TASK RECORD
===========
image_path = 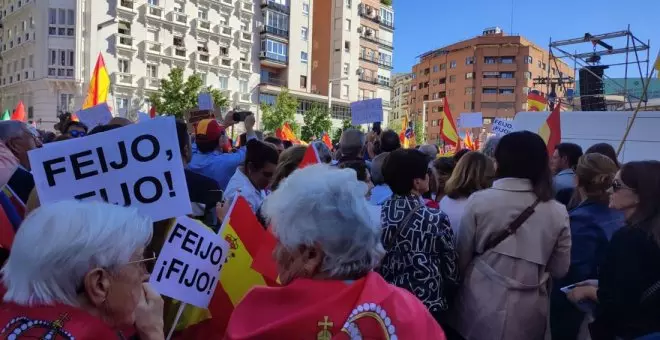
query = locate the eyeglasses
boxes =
[69,130,87,138]
[611,179,633,193]
[75,250,157,294]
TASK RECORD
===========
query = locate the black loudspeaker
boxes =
[579,66,608,111]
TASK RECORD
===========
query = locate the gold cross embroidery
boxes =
[317,316,334,340]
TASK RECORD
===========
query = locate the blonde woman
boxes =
[269,145,307,191]
[440,151,495,236]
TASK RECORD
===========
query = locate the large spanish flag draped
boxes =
[538,99,562,155]
[440,98,459,146]
[82,53,111,110]
[527,91,547,111]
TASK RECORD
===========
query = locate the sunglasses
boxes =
[611,179,633,193]
[69,130,87,138]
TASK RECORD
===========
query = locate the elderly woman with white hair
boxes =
[0,200,165,339]
[225,164,446,339]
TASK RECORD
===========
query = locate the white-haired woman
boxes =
[0,200,165,339]
[225,164,446,339]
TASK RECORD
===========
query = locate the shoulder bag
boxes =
[480,198,541,254]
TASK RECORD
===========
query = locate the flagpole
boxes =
[616,60,656,156]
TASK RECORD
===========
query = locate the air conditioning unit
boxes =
[365,29,373,36]
[357,27,363,34]
[260,51,267,57]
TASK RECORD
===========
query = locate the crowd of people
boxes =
[0,110,659,340]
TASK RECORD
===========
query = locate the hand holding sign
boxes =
[150,216,229,308]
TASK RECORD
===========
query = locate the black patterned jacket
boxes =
[377,194,459,319]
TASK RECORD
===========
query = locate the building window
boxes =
[379,8,394,27]
[500,72,515,78]
[449,75,456,83]
[439,63,446,71]
[483,87,497,94]
[146,64,158,78]
[501,56,515,64]
[198,8,208,20]
[449,60,456,68]
[59,94,74,111]
[499,87,515,94]
[218,76,228,89]
[432,65,439,73]
[265,10,289,31]
[239,80,249,93]
[302,2,309,15]
[118,59,130,73]
[301,27,308,41]
[465,87,474,95]
[524,71,532,79]
[342,85,349,99]
[464,101,475,110]
[484,56,497,64]
[524,56,533,64]
[345,19,351,31]
[343,62,349,75]
[466,56,475,65]
[344,41,350,52]
[537,60,542,68]
[300,75,307,88]
[261,39,288,62]
[301,51,308,63]
[447,89,455,96]
[28,55,33,68]
[346,0,351,8]
[465,72,474,79]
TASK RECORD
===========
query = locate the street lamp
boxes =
[422,99,444,143]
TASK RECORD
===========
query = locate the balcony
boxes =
[196,18,212,32]
[359,75,378,85]
[216,25,232,39]
[260,25,289,40]
[237,61,252,74]
[260,77,287,87]
[239,30,252,44]
[164,46,187,63]
[145,4,166,22]
[112,72,135,87]
[238,92,251,103]
[358,6,394,30]
[196,51,211,64]
[359,34,393,50]
[215,56,233,70]
[168,11,189,29]
[359,54,393,70]
[115,33,137,52]
[117,0,138,17]
[259,51,287,68]
[260,0,290,14]
[240,0,254,15]
[142,76,161,90]
[144,41,162,56]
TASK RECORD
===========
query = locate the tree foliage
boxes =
[148,67,228,119]
[388,119,402,134]
[331,119,363,144]
[301,104,332,142]
[414,118,424,145]
[260,89,299,134]
[381,0,393,5]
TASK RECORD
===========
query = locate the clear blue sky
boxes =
[392,0,660,78]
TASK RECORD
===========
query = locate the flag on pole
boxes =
[149,106,157,118]
[82,53,111,110]
[538,99,562,155]
[275,122,300,144]
[399,115,408,146]
[463,129,476,150]
[298,144,321,169]
[10,101,26,122]
[404,118,416,148]
[322,132,332,150]
[1,110,9,121]
[440,98,459,146]
[527,91,547,111]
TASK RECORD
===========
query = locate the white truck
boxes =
[512,111,660,162]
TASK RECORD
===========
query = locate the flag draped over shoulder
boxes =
[527,91,547,111]
[10,101,26,122]
[82,54,110,110]
[538,100,562,155]
[440,99,459,146]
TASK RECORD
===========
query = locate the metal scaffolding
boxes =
[543,26,651,110]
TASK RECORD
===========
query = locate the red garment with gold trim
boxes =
[225,272,446,339]
[0,303,120,339]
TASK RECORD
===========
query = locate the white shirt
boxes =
[439,196,468,237]
[224,168,266,213]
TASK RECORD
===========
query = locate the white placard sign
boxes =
[27,117,191,221]
[458,112,483,128]
[150,216,229,308]
[76,103,113,129]
[491,118,515,136]
[350,98,383,125]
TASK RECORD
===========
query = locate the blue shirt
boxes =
[188,133,256,190]
[553,168,576,193]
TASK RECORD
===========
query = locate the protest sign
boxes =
[491,118,515,136]
[150,216,229,308]
[458,112,483,128]
[198,93,214,111]
[138,111,151,123]
[27,117,191,221]
[76,103,113,129]
[350,98,383,125]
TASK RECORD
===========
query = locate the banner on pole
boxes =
[150,216,229,308]
[27,117,191,221]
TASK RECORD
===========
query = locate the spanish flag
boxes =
[440,98,459,146]
[538,99,562,155]
[82,53,111,110]
[527,91,547,111]
[322,132,333,150]
[275,122,300,144]
[399,115,408,146]
[463,129,476,150]
[178,196,279,337]
[298,145,320,169]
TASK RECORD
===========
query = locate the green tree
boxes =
[414,118,424,145]
[148,67,228,118]
[381,0,392,5]
[331,118,363,144]
[388,119,402,134]
[301,104,332,142]
[260,89,299,134]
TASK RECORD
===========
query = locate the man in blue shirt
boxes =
[551,142,583,195]
[188,112,256,191]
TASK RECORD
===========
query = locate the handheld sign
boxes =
[27,117,191,221]
[458,112,483,128]
[150,216,229,308]
[76,103,113,129]
[491,118,515,136]
[138,111,151,123]
[198,93,214,111]
[350,98,383,126]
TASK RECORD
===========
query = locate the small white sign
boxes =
[198,93,214,111]
[491,118,515,136]
[27,117,191,221]
[459,112,483,128]
[76,103,113,129]
[150,216,229,308]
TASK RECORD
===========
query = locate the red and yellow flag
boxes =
[82,53,111,110]
[298,145,320,169]
[527,91,547,111]
[10,101,26,122]
[538,100,562,155]
[463,129,476,150]
[275,122,300,144]
[322,132,333,150]
[440,98,459,146]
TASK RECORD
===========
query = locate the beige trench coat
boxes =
[447,178,571,340]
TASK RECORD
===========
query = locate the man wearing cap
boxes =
[188,112,256,191]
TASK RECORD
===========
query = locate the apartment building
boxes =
[389,72,411,128]
[411,27,574,143]
[0,0,261,128]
